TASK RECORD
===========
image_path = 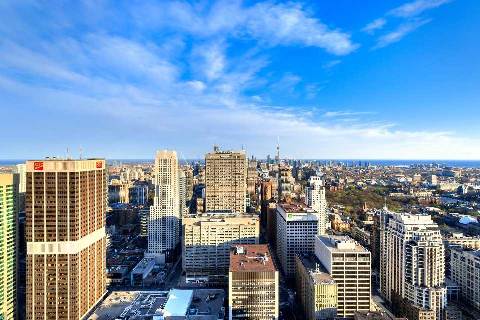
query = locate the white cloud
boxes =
[374,19,431,48]
[362,18,387,34]
[389,0,452,18]
[132,0,357,56]
[322,60,341,69]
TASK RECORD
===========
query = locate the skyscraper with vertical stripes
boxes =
[25,159,107,320]
[0,174,18,320]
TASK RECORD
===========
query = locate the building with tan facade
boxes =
[205,147,247,213]
[26,159,107,320]
[183,213,259,284]
[295,253,337,320]
[229,245,279,320]
[148,150,181,262]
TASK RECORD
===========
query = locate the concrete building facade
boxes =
[25,159,107,320]
[315,235,371,319]
[228,245,279,319]
[0,174,18,320]
[183,214,259,284]
[380,211,447,320]
[275,203,318,279]
[148,150,180,262]
[205,147,247,213]
[305,176,328,235]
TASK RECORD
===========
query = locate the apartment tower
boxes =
[148,150,180,262]
[26,159,107,320]
[0,174,18,320]
[205,146,247,213]
[380,211,447,320]
[305,176,328,235]
[229,245,279,320]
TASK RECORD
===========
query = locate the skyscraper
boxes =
[315,235,371,319]
[26,159,107,320]
[305,176,328,235]
[148,150,180,262]
[0,174,18,320]
[380,211,446,320]
[228,245,279,319]
[205,147,247,213]
[275,202,318,279]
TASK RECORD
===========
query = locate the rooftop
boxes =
[297,254,335,285]
[230,244,276,272]
[317,235,369,253]
[277,202,318,222]
[163,289,193,317]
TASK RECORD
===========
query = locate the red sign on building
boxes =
[96,161,103,169]
[34,162,44,171]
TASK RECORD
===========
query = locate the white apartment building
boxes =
[275,202,318,278]
[315,235,371,319]
[148,150,180,263]
[450,248,480,311]
[305,176,328,235]
[380,211,447,320]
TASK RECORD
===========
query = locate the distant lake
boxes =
[1,159,480,168]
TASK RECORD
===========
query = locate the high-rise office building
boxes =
[0,174,18,320]
[380,211,446,320]
[305,176,328,235]
[450,247,480,311]
[183,214,259,284]
[148,150,180,262]
[205,147,247,213]
[315,235,371,319]
[228,245,279,320]
[275,202,318,278]
[295,253,337,320]
[26,159,107,320]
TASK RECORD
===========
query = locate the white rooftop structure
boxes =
[163,289,194,317]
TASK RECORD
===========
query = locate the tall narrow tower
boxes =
[148,150,180,262]
[26,159,107,320]
[275,137,280,164]
[0,174,18,320]
[305,176,328,235]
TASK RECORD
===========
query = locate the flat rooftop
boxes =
[277,202,318,222]
[89,289,225,320]
[297,254,335,284]
[317,235,369,253]
[230,244,276,272]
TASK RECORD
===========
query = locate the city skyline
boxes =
[1,0,480,160]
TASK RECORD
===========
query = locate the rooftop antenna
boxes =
[66,147,70,160]
[79,147,83,160]
[275,136,280,164]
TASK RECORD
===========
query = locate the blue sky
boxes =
[1,0,479,159]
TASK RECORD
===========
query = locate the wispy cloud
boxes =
[389,0,452,18]
[132,1,358,56]
[0,1,477,160]
[322,60,341,69]
[362,18,387,34]
[374,19,431,49]
[364,0,452,49]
